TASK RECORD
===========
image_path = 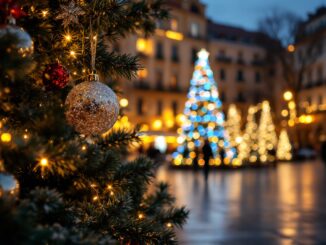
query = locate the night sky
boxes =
[201,0,326,30]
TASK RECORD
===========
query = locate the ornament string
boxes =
[89,17,97,78]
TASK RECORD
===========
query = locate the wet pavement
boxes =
[156,161,326,245]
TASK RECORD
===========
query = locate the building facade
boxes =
[295,7,326,145]
[117,0,278,144]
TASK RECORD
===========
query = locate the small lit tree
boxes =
[225,104,242,149]
[238,105,259,163]
[277,129,292,160]
[258,101,278,163]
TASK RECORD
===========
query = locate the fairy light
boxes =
[69,50,76,58]
[41,10,48,18]
[107,184,113,190]
[93,195,99,201]
[40,158,49,167]
[166,223,172,228]
[81,145,87,151]
[23,134,29,140]
[64,34,72,42]
[138,213,144,219]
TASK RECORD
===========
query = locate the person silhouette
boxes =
[202,139,213,181]
[219,147,225,166]
[193,147,200,171]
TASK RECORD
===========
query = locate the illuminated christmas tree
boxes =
[238,105,259,163]
[173,49,237,166]
[277,129,292,160]
[258,101,278,163]
[225,104,242,149]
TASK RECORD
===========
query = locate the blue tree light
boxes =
[173,49,238,166]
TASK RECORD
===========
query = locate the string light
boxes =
[81,145,87,151]
[41,10,48,18]
[23,134,29,140]
[93,195,99,201]
[69,50,76,58]
[166,223,172,228]
[40,158,49,167]
[64,34,72,42]
[138,213,144,219]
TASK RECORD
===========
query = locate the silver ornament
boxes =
[0,173,20,197]
[65,79,119,135]
[0,24,34,57]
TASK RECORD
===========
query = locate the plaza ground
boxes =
[156,160,326,245]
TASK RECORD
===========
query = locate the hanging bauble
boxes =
[0,172,19,198]
[42,63,70,89]
[65,74,119,135]
[0,16,34,78]
[0,17,33,57]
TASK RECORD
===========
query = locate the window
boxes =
[170,18,178,31]
[137,68,148,80]
[220,69,226,81]
[157,100,163,116]
[307,70,312,87]
[237,92,245,102]
[237,51,244,64]
[255,71,261,83]
[318,95,323,105]
[156,70,163,89]
[136,38,152,55]
[307,96,312,106]
[155,41,164,59]
[170,73,178,90]
[190,22,199,38]
[191,48,198,63]
[172,101,178,116]
[171,45,179,62]
[237,70,244,82]
[190,4,200,14]
[220,91,226,102]
[137,98,144,115]
[317,66,323,83]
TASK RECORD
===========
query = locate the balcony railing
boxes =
[216,55,232,63]
[251,60,265,66]
[133,81,184,93]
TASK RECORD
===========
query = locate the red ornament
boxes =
[42,63,70,89]
[0,1,25,20]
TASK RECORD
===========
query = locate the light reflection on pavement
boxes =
[156,161,326,245]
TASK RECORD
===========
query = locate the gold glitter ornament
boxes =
[65,74,119,135]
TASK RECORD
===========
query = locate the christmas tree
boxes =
[258,101,278,163]
[0,1,188,244]
[225,104,242,149]
[173,49,237,167]
[277,129,292,161]
[238,105,259,163]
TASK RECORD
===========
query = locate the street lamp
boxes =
[283,91,293,101]
[287,44,295,53]
[119,98,129,108]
